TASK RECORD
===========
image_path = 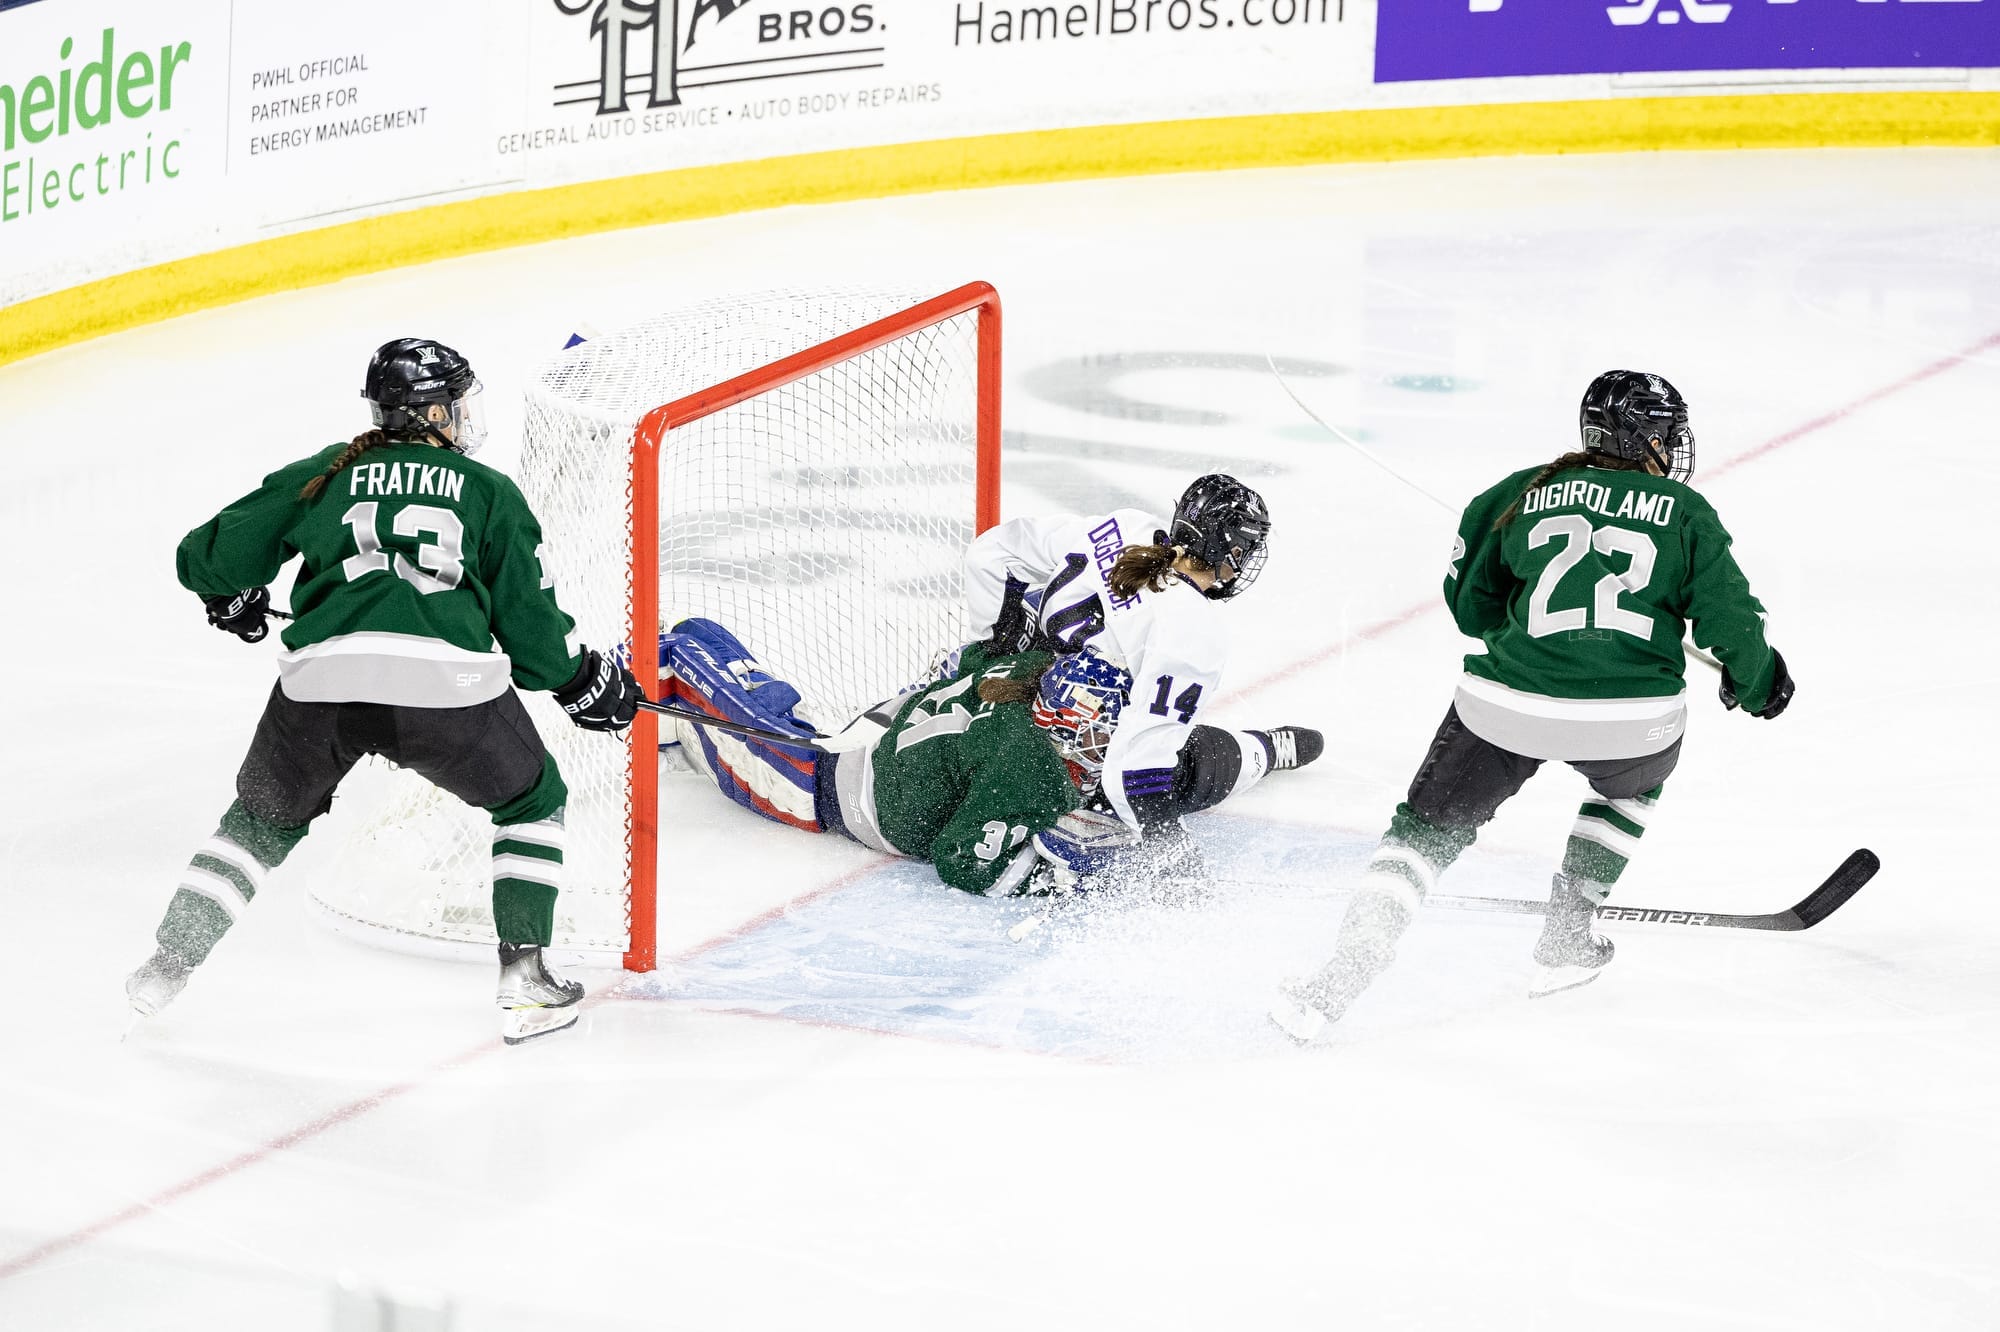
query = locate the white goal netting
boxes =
[306,287,992,964]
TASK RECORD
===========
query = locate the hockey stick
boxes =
[1016,849,1881,945]
[268,608,832,752]
[1424,848,1880,933]
[258,603,861,753]
[635,697,834,752]
[1263,354,1727,676]
[635,698,888,755]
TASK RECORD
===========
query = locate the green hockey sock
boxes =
[491,808,563,947]
[155,801,309,967]
[1369,801,1479,895]
[486,758,568,947]
[1563,785,1663,891]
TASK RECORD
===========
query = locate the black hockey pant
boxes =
[154,686,568,966]
[1377,705,1682,892]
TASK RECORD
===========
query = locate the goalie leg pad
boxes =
[661,622,825,833]
[664,617,814,726]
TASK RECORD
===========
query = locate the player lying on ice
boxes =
[658,618,1316,897]
[961,474,1322,848]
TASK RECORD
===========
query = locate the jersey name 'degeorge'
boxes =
[343,458,467,503]
[1518,476,1676,527]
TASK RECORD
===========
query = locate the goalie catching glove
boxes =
[1022,807,1141,895]
[555,648,641,734]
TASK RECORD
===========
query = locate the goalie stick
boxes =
[1426,848,1880,933]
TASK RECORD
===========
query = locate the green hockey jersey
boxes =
[1447,462,1778,715]
[842,645,1081,895]
[177,440,581,708]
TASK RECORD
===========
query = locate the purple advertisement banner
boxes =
[1377,0,2000,82]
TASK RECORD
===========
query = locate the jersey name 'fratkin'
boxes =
[1446,463,1778,761]
[176,441,581,708]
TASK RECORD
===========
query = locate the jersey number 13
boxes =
[341,501,465,594]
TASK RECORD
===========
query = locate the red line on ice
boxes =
[0,1041,494,1283]
[0,857,884,1283]
[1231,328,2000,703]
[1705,329,2000,483]
[10,329,1991,1285]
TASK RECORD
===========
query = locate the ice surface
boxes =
[3,149,1998,1330]
[640,811,1560,1063]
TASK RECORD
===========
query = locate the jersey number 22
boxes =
[1526,515,1656,640]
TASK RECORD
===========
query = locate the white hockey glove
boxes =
[1027,808,1141,894]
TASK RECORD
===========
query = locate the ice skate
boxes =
[1269,871,1419,1043]
[1257,726,1324,772]
[496,943,584,1044]
[1270,971,1352,1044]
[1529,872,1615,998]
[126,947,193,1017]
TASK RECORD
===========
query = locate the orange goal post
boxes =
[305,283,1003,972]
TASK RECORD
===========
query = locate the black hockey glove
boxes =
[982,574,1043,657]
[204,587,271,643]
[1720,649,1794,720]
[555,648,641,734]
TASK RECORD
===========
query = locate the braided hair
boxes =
[1494,450,1644,530]
[977,663,1051,705]
[299,430,391,502]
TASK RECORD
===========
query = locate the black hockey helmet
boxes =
[1168,473,1271,601]
[363,338,487,454]
[1579,370,1695,483]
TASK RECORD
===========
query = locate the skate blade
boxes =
[501,1004,581,1045]
[1528,963,1607,999]
[1268,993,1328,1045]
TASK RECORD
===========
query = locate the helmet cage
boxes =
[1169,473,1272,601]
[1580,371,1696,484]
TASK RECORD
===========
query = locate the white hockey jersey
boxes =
[964,510,1230,830]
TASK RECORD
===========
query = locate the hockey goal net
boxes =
[305,283,1002,971]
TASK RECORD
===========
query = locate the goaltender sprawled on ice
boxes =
[660,613,1318,898]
